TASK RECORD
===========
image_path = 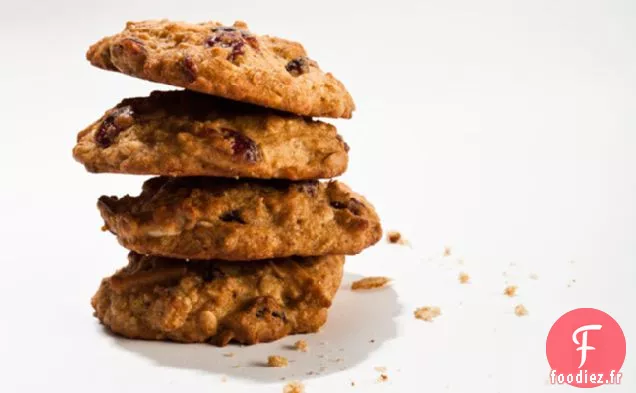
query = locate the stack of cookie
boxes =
[73,20,381,346]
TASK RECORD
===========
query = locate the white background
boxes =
[0,0,634,392]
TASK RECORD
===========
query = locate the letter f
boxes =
[573,324,602,368]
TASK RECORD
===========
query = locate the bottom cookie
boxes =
[92,252,344,346]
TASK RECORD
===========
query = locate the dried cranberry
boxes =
[181,55,198,83]
[285,57,313,76]
[227,40,245,62]
[205,26,258,62]
[220,209,246,224]
[95,106,134,148]
[206,29,242,48]
[221,128,260,162]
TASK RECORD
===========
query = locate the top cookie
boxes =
[87,20,355,118]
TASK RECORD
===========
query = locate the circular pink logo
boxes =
[546,308,626,388]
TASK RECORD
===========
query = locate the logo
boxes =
[546,308,626,388]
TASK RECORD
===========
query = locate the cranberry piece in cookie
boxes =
[206,26,258,62]
[95,106,134,148]
[285,57,315,76]
[206,27,243,48]
[181,55,198,84]
[221,128,261,163]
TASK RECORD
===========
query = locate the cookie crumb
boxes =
[386,231,409,245]
[351,276,391,290]
[100,224,109,232]
[268,355,289,367]
[529,273,539,280]
[458,272,470,284]
[443,246,452,257]
[375,366,387,373]
[294,340,309,352]
[504,285,518,297]
[414,306,441,322]
[223,352,235,357]
[387,231,401,243]
[378,374,389,382]
[514,304,528,317]
[283,381,304,393]
[221,376,227,383]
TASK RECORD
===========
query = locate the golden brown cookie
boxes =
[87,20,354,118]
[92,252,344,345]
[73,90,349,179]
[98,177,382,261]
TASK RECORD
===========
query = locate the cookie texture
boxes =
[87,20,354,118]
[92,252,344,345]
[98,177,382,260]
[73,90,348,179]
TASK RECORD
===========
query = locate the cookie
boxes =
[92,252,344,345]
[87,20,354,118]
[98,177,382,260]
[73,90,349,179]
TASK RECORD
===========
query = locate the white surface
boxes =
[0,0,634,392]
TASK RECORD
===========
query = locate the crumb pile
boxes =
[74,20,382,346]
